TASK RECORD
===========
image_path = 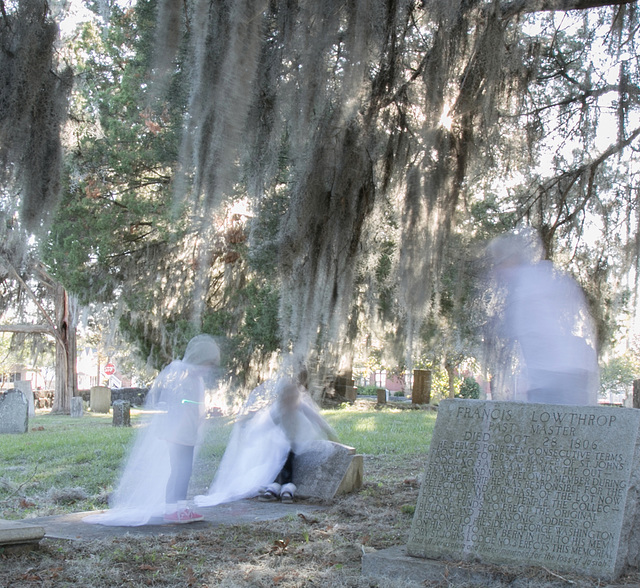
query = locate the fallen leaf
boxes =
[270,537,291,555]
[298,513,319,525]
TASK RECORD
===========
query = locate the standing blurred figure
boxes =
[84,334,220,527]
[156,334,221,522]
[488,231,599,405]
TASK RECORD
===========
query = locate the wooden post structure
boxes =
[413,369,432,405]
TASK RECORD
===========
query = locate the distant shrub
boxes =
[358,385,379,396]
[458,377,480,399]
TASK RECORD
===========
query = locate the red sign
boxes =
[104,363,116,375]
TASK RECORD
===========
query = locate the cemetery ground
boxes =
[1,402,640,587]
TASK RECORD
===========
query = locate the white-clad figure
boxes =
[488,231,599,405]
[195,371,338,507]
[84,334,220,526]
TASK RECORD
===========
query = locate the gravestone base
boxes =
[362,545,591,587]
[407,399,640,581]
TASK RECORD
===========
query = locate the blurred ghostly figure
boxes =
[488,231,599,405]
[84,335,220,526]
[195,370,338,507]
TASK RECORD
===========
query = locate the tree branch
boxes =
[500,0,638,19]
[0,255,64,347]
[522,125,640,229]
[0,324,55,335]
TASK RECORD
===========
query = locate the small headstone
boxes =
[294,441,363,500]
[406,398,640,581]
[0,390,29,434]
[70,396,83,418]
[112,399,131,427]
[90,386,111,413]
[13,381,34,417]
[376,388,387,404]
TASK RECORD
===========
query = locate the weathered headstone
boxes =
[90,386,111,413]
[0,390,29,434]
[70,396,83,418]
[13,381,34,417]
[412,369,431,404]
[376,388,387,404]
[294,441,363,500]
[112,399,131,427]
[406,398,640,581]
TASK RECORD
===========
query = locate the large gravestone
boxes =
[90,386,111,413]
[14,381,34,417]
[0,390,29,434]
[405,399,640,581]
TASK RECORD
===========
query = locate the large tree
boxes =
[147,0,640,384]
[27,0,640,396]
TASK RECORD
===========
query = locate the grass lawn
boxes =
[0,400,446,587]
[0,400,436,520]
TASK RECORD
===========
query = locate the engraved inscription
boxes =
[408,401,635,577]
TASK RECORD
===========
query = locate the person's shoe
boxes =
[163,507,204,524]
[258,489,280,502]
[280,482,296,504]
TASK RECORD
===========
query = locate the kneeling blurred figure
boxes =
[196,370,338,506]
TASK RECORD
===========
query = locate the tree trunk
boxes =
[446,362,456,399]
[51,284,77,414]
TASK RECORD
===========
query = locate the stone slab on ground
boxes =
[24,499,326,542]
[407,399,640,581]
[0,519,45,547]
[293,441,363,500]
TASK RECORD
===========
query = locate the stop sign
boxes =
[104,363,116,375]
